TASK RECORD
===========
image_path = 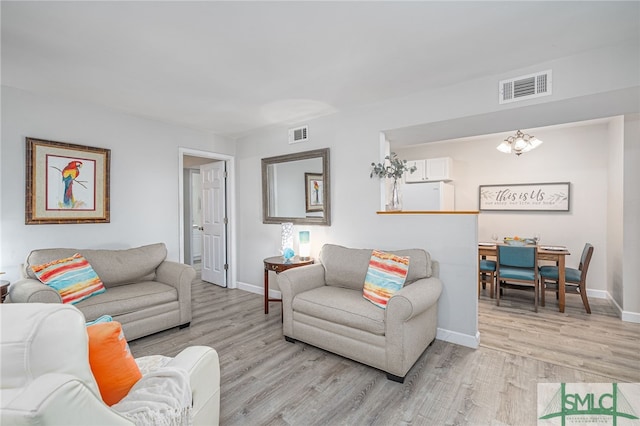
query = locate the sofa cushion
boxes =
[31,253,106,304]
[24,243,168,288]
[77,281,177,321]
[363,250,409,309]
[293,286,386,336]
[320,244,430,291]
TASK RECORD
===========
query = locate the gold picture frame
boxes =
[25,137,111,224]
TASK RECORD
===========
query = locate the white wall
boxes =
[1,39,638,350]
[236,42,640,346]
[236,121,480,347]
[396,119,612,294]
[623,115,640,318]
[0,86,236,281]
[607,117,625,307]
[385,40,639,144]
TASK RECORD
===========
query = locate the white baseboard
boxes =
[586,288,608,299]
[605,292,640,323]
[562,287,640,321]
[236,281,281,299]
[547,287,638,320]
[436,328,479,349]
[621,310,640,323]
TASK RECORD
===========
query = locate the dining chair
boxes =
[540,243,593,314]
[478,257,497,298]
[496,245,539,312]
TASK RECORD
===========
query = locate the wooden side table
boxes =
[263,256,314,314]
[1,280,10,303]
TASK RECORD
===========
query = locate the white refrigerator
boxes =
[402,181,455,211]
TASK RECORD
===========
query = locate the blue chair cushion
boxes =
[498,246,536,268]
[498,266,537,281]
[480,259,496,272]
[539,266,581,283]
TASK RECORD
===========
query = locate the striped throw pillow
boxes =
[363,250,410,309]
[32,253,106,304]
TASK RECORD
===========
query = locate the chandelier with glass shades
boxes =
[496,130,543,156]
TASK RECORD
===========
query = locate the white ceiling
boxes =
[2,1,638,139]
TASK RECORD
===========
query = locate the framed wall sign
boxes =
[479,182,570,212]
[25,137,111,224]
[304,172,324,212]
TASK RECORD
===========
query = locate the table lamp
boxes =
[281,222,294,261]
[299,231,311,260]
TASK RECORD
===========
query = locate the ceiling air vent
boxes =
[499,70,552,104]
[288,125,309,144]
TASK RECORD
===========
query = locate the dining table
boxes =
[478,243,571,313]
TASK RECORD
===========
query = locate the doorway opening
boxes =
[185,168,203,269]
[179,148,236,289]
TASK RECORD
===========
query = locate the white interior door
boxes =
[200,161,227,286]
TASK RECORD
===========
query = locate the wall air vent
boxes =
[499,70,552,104]
[288,125,309,144]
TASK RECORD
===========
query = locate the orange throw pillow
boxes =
[86,321,142,406]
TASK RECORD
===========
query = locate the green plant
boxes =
[370,152,417,180]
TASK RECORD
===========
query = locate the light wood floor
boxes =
[129,278,640,426]
[478,285,639,383]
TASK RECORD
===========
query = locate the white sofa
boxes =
[0,303,220,425]
[278,244,442,383]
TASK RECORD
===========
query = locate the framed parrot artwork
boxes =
[25,138,110,224]
[304,172,324,213]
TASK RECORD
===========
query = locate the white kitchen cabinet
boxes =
[405,160,426,183]
[405,157,453,182]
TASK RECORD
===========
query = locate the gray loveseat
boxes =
[278,243,442,382]
[7,243,194,340]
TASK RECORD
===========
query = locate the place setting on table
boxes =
[478,235,572,313]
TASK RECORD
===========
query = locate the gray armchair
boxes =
[278,244,442,383]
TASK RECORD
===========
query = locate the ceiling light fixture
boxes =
[496,130,543,156]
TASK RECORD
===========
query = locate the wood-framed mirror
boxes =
[261,148,331,225]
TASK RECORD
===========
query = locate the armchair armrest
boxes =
[155,261,195,325]
[431,260,440,278]
[168,346,220,426]
[386,277,442,323]
[7,278,62,304]
[278,263,325,299]
[278,264,326,337]
[0,373,132,426]
[384,277,442,377]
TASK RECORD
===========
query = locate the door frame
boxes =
[178,148,236,289]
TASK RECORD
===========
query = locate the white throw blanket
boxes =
[112,366,192,426]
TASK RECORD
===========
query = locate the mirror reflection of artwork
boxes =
[305,173,323,212]
[267,157,322,218]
